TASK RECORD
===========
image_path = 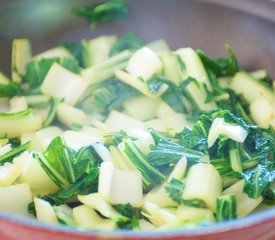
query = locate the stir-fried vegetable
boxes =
[0,32,274,231]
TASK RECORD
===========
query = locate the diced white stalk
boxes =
[81,126,105,142]
[57,103,87,130]
[82,50,131,84]
[0,183,32,216]
[230,71,275,103]
[115,69,168,99]
[223,180,263,217]
[11,39,32,82]
[34,198,58,224]
[54,204,74,226]
[123,96,161,121]
[31,107,48,123]
[176,48,217,111]
[218,76,232,89]
[33,47,73,59]
[9,96,28,113]
[182,163,222,211]
[78,193,127,221]
[250,69,268,81]
[25,95,50,107]
[163,113,191,134]
[142,201,177,227]
[92,142,113,162]
[109,146,134,170]
[73,205,116,230]
[104,110,145,131]
[138,219,157,231]
[176,48,212,90]
[0,162,21,186]
[250,97,273,128]
[160,206,215,229]
[0,97,9,112]
[145,118,166,132]
[160,52,182,85]
[98,162,143,207]
[86,113,105,125]
[144,185,177,209]
[21,132,37,149]
[0,138,8,147]
[146,39,171,57]
[91,119,114,134]
[156,101,177,118]
[0,110,42,138]
[177,205,215,222]
[125,128,154,155]
[41,63,88,106]
[63,130,100,151]
[16,151,58,195]
[0,144,12,156]
[168,156,188,181]
[207,118,248,148]
[35,126,63,151]
[126,47,162,81]
[89,35,117,66]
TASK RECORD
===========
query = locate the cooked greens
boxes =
[0,33,274,231]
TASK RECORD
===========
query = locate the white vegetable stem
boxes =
[223,180,263,217]
[207,118,248,148]
[98,162,143,207]
[41,63,88,106]
[34,198,58,224]
[126,47,162,81]
[182,163,222,211]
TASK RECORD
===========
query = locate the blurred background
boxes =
[0,0,275,77]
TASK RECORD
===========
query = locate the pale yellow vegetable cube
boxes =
[0,183,32,216]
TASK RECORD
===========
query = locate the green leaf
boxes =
[78,78,139,115]
[73,0,128,28]
[148,138,204,167]
[197,44,238,77]
[44,136,76,184]
[110,32,143,56]
[216,194,237,222]
[114,203,142,230]
[0,141,32,165]
[147,75,188,113]
[0,83,19,97]
[43,167,99,206]
[61,41,90,68]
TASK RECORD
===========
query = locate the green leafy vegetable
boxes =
[78,78,139,115]
[112,134,165,188]
[61,41,90,68]
[147,75,188,113]
[0,141,32,165]
[114,203,142,230]
[0,83,19,97]
[148,128,205,167]
[110,32,143,56]
[197,44,238,77]
[216,195,237,222]
[73,0,128,28]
